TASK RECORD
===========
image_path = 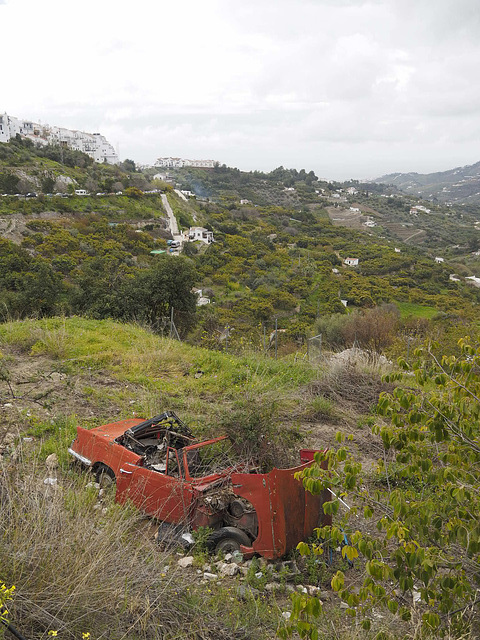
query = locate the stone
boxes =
[178,556,194,568]
[45,453,58,471]
[264,583,278,592]
[219,563,239,577]
[224,553,233,562]
[203,572,218,580]
[237,584,260,600]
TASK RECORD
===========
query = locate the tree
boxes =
[0,171,19,194]
[120,158,136,173]
[120,256,197,334]
[284,338,480,638]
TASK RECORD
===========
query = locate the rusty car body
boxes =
[68,411,330,559]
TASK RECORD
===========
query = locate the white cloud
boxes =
[1,0,480,178]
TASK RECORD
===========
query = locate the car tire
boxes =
[94,464,115,488]
[207,526,251,554]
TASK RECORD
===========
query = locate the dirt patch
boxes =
[0,347,142,449]
[0,212,68,244]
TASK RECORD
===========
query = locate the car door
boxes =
[115,448,193,524]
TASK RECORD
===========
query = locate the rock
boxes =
[43,477,58,486]
[237,585,260,600]
[265,583,278,592]
[307,585,320,596]
[178,556,194,568]
[203,572,218,580]
[281,560,300,574]
[219,563,239,577]
[203,564,212,572]
[224,553,233,562]
[282,611,291,620]
[45,453,59,470]
[239,566,249,576]
[296,585,308,594]
[340,602,349,609]
[50,372,65,382]
[318,591,331,600]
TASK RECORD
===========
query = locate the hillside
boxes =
[1,139,480,362]
[374,160,480,205]
[2,141,480,639]
[0,317,393,640]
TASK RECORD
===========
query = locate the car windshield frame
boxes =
[181,436,241,480]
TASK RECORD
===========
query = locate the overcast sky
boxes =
[1,0,480,180]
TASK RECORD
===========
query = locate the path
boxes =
[404,229,425,243]
[161,194,180,237]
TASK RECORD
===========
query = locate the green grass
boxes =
[395,301,439,319]
[0,316,320,432]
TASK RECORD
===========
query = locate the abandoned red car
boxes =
[69,412,330,559]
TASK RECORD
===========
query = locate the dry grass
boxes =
[308,355,395,415]
[0,447,258,640]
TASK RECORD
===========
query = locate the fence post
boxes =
[275,318,278,360]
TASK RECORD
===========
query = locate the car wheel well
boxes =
[92,463,115,485]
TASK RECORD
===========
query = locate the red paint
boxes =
[70,418,329,559]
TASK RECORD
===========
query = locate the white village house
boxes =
[0,112,118,164]
[155,157,216,168]
[188,227,214,244]
[344,257,359,267]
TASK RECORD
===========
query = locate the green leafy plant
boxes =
[286,337,480,638]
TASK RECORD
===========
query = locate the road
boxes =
[161,194,180,238]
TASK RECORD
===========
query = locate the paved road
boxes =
[161,193,180,237]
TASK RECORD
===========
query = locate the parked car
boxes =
[69,412,330,558]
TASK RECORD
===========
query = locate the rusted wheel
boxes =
[94,463,115,488]
[207,526,251,554]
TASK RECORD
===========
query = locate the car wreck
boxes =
[69,411,330,559]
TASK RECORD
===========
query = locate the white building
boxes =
[188,227,214,244]
[0,112,118,164]
[155,157,216,168]
[466,276,480,287]
[344,257,359,267]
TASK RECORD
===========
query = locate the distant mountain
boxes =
[374,161,480,205]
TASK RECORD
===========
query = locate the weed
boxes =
[192,525,214,554]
